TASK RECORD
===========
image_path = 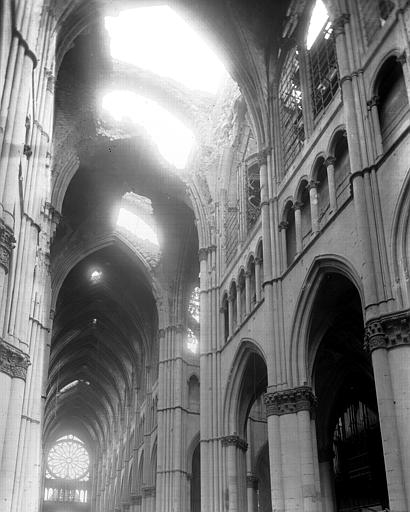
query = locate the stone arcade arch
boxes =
[223,341,269,512]
[289,258,390,511]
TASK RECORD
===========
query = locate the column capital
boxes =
[364,320,387,352]
[324,156,336,167]
[0,222,16,274]
[364,311,410,352]
[0,339,30,380]
[255,257,262,264]
[332,13,350,36]
[308,180,319,190]
[293,201,303,211]
[264,386,316,417]
[279,221,289,231]
[221,434,248,451]
[367,95,380,109]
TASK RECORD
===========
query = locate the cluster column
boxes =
[365,313,410,511]
[221,435,248,512]
[264,386,321,512]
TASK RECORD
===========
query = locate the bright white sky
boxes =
[117,207,159,246]
[105,6,225,93]
[306,0,329,50]
[103,91,194,168]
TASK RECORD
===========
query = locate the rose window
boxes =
[47,435,89,480]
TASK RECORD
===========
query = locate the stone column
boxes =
[228,293,234,337]
[293,202,303,255]
[245,270,251,315]
[0,340,30,511]
[246,475,258,512]
[279,221,288,270]
[200,245,224,512]
[236,285,242,325]
[366,95,383,158]
[0,222,15,330]
[308,181,319,234]
[324,157,337,213]
[365,313,410,510]
[265,386,320,512]
[254,258,262,303]
[318,449,336,512]
[221,435,248,512]
[333,14,378,308]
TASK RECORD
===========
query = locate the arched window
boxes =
[279,48,304,171]
[44,434,90,504]
[246,163,261,231]
[315,158,329,221]
[256,242,264,300]
[376,56,409,146]
[238,270,246,321]
[230,281,238,329]
[299,181,312,243]
[188,375,200,412]
[248,256,256,307]
[307,1,339,120]
[333,132,350,195]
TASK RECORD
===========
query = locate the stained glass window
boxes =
[47,435,89,481]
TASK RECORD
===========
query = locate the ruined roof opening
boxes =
[102,91,194,169]
[306,0,329,50]
[105,5,226,94]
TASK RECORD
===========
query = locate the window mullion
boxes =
[298,46,315,138]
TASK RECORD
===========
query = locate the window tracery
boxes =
[279,48,304,170]
[308,19,339,119]
[44,435,90,503]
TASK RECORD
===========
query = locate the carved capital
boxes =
[364,320,386,352]
[0,222,16,274]
[367,95,380,110]
[324,156,336,167]
[0,339,30,380]
[308,180,319,190]
[293,201,303,211]
[158,328,166,338]
[264,386,316,417]
[365,312,410,352]
[221,434,248,451]
[383,311,410,348]
[333,13,350,36]
[279,221,289,231]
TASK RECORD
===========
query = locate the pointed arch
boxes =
[223,339,267,437]
[288,255,364,388]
